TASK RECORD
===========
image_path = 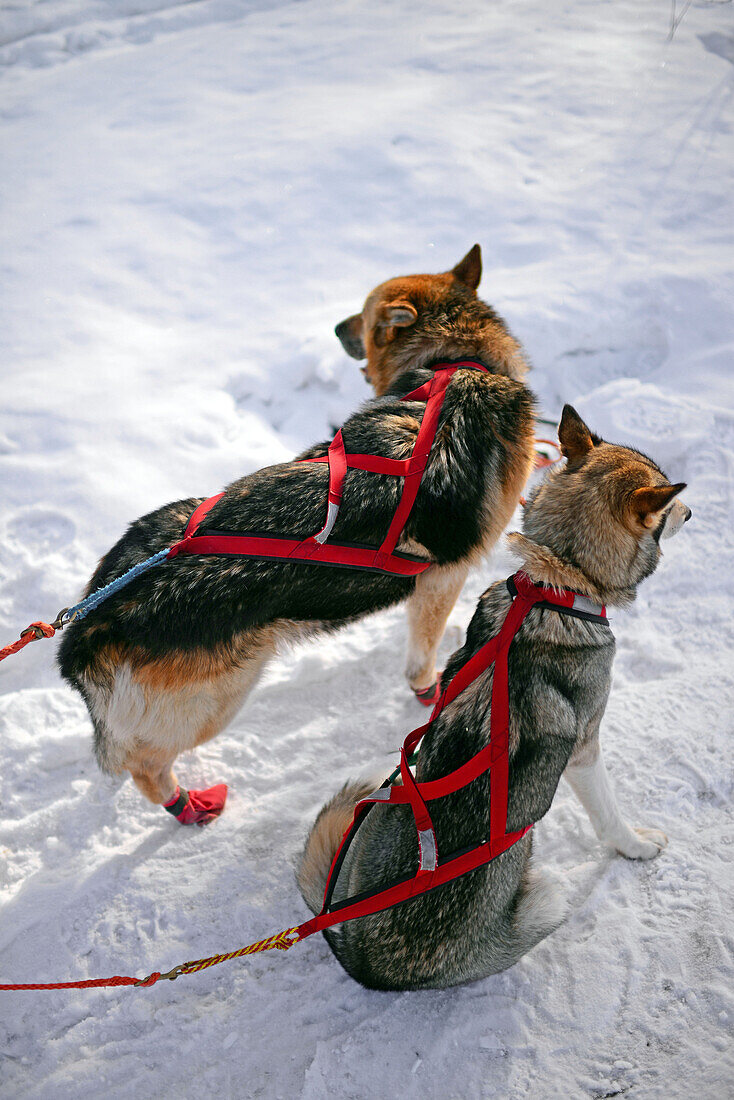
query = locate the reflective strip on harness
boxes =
[506,573,607,622]
[312,429,348,543]
[295,571,610,941]
[313,502,339,545]
[166,361,491,577]
[417,829,438,872]
[298,825,533,941]
[572,592,604,616]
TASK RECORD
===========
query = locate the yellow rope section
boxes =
[181,927,301,975]
[136,927,302,987]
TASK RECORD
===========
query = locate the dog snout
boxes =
[683,506,692,523]
[335,314,367,360]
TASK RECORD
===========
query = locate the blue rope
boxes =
[61,548,172,626]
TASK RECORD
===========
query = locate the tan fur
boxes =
[517,439,689,607]
[488,442,536,552]
[85,636,261,692]
[399,403,533,692]
[627,483,687,533]
[507,533,610,604]
[405,562,470,690]
[349,251,530,396]
[125,744,178,804]
[297,778,377,913]
[87,625,296,794]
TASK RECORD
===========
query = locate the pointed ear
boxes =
[373,301,417,347]
[558,405,594,465]
[451,244,482,291]
[335,314,366,359]
[628,483,687,531]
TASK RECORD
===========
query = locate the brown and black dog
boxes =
[59,247,536,824]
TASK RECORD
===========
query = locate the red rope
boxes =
[534,437,561,470]
[0,928,303,992]
[0,974,151,991]
[0,622,55,663]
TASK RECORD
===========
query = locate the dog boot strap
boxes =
[163,786,190,817]
[413,682,440,707]
[164,784,228,826]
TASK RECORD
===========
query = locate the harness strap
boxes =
[487,586,543,841]
[306,454,411,475]
[297,824,530,942]
[307,429,347,546]
[168,535,431,575]
[167,362,490,577]
[306,571,610,938]
[507,572,607,621]
[183,492,225,539]
[399,743,438,873]
[373,368,453,568]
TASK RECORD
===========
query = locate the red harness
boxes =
[295,572,608,942]
[167,362,490,575]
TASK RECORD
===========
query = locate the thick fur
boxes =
[58,247,535,807]
[297,408,690,990]
[298,778,377,914]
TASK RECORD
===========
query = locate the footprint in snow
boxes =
[4,509,76,556]
[617,650,684,681]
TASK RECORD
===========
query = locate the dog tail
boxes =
[296,777,378,914]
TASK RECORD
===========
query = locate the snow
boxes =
[1,0,733,1096]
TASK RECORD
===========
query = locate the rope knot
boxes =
[21,622,56,641]
[134,972,162,988]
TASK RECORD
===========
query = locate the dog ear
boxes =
[451,244,482,291]
[558,405,595,465]
[335,314,366,359]
[628,483,687,531]
[373,301,418,347]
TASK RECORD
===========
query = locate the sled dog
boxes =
[297,406,691,989]
[59,246,535,823]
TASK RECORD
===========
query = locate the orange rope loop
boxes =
[0,621,56,663]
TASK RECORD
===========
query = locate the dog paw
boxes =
[412,681,440,706]
[619,826,668,860]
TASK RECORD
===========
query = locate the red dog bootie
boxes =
[164,784,228,826]
[413,682,440,707]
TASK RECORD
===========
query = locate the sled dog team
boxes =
[58,247,691,990]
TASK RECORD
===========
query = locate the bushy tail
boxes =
[296,778,377,914]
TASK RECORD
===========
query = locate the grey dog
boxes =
[297,406,691,990]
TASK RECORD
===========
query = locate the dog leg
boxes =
[97,633,277,823]
[564,749,668,860]
[512,860,569,949]
[472,860,569,980]
[127,749,227,826]
[128,749,178,805]
[405,561,469,700]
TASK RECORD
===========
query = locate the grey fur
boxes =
[297,418,690,990]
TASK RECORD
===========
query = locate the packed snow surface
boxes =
[1,1,733,1096]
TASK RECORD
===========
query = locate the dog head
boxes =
[519,405,691,603]
[335,246,528,394]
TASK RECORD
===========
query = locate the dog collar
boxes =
[506,572,608,624]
